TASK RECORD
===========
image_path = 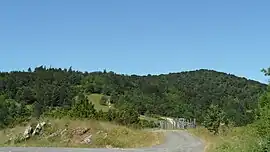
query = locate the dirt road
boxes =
[0,130,204,152]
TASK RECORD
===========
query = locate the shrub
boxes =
[99,95,109,106]
[96,110,108,120]
[115,106,140,125]
[68,94,96,119]
[255,90,270,137]
[0,96,31,128]
[42,107,69,119]
[203,104,228,135]
[138,119,158,128]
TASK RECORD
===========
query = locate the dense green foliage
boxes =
[99,95,110,106]
[69,93,97,119]
[203,104,228,135]
[253,70,270,151]
[0,66,267,129]
[0,95,30,128]
[214,68,270,152]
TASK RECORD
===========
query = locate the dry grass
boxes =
[0,118,164,148]
[188,127,220,152]
[188,125,258,152]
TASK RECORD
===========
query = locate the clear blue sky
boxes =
[1,0,269,83]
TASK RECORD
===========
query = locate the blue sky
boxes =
[0,0,269,83]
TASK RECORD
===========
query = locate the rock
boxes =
[47,128,67,139]
[72,127,89,135]
[103,133,108,139]
[60,128,67,135]
[82,134,92,144]
[14,134,25,144]
[32,122,46,136]
[23,125,33,139]
[47,131,59,139]
[106,145,113,149]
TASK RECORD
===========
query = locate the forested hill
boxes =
[0,66,267,127]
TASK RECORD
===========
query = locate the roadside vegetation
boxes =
[0,87,160,147]
[0,119,164,148]
[0,66,268,148]
[0,66,266,128]
[190,68,270,152]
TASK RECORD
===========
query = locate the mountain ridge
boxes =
[2,67,265,84]
[0,66,267,127]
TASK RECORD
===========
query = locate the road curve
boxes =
[0,131,204,152]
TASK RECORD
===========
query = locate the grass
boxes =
[87,94,162,123]
[87,94,161,123]
[0,118,165,148]
[188,125,261,152]
[189,127,226,152]
[87,94,113,112]
[139,115,160,121]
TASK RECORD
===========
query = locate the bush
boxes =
[99,95,109,106]
[255,91,270,137]
[203,104,228,135]
[0,96,31,128]
[213,69,270,152]
[104,105,140,126]
[138,119,158,128]
[96,110,108,120]
[42,107,70,119]
[251,136,270,152]
[115,106,140,125]
[68,94,96,119]
[106,109,117,121]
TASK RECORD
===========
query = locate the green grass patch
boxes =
[87,94,113,112]
[139,115,159,121]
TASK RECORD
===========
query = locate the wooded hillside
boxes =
[0,66,267,128]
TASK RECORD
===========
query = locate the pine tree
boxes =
[69,94,96,119]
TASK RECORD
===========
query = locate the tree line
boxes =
[212,68,270,151]
[0,66,267,128]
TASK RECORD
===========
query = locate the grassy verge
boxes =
[0,118,164,148]
[188,127,219,151]
[188,125,261,152]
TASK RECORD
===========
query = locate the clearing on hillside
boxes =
[87,94,113,112]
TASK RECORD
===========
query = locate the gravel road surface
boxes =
[0,130,204,152]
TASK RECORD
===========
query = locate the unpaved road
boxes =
[0,130,204,152]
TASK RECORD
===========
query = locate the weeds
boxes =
[0,118,164,148]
